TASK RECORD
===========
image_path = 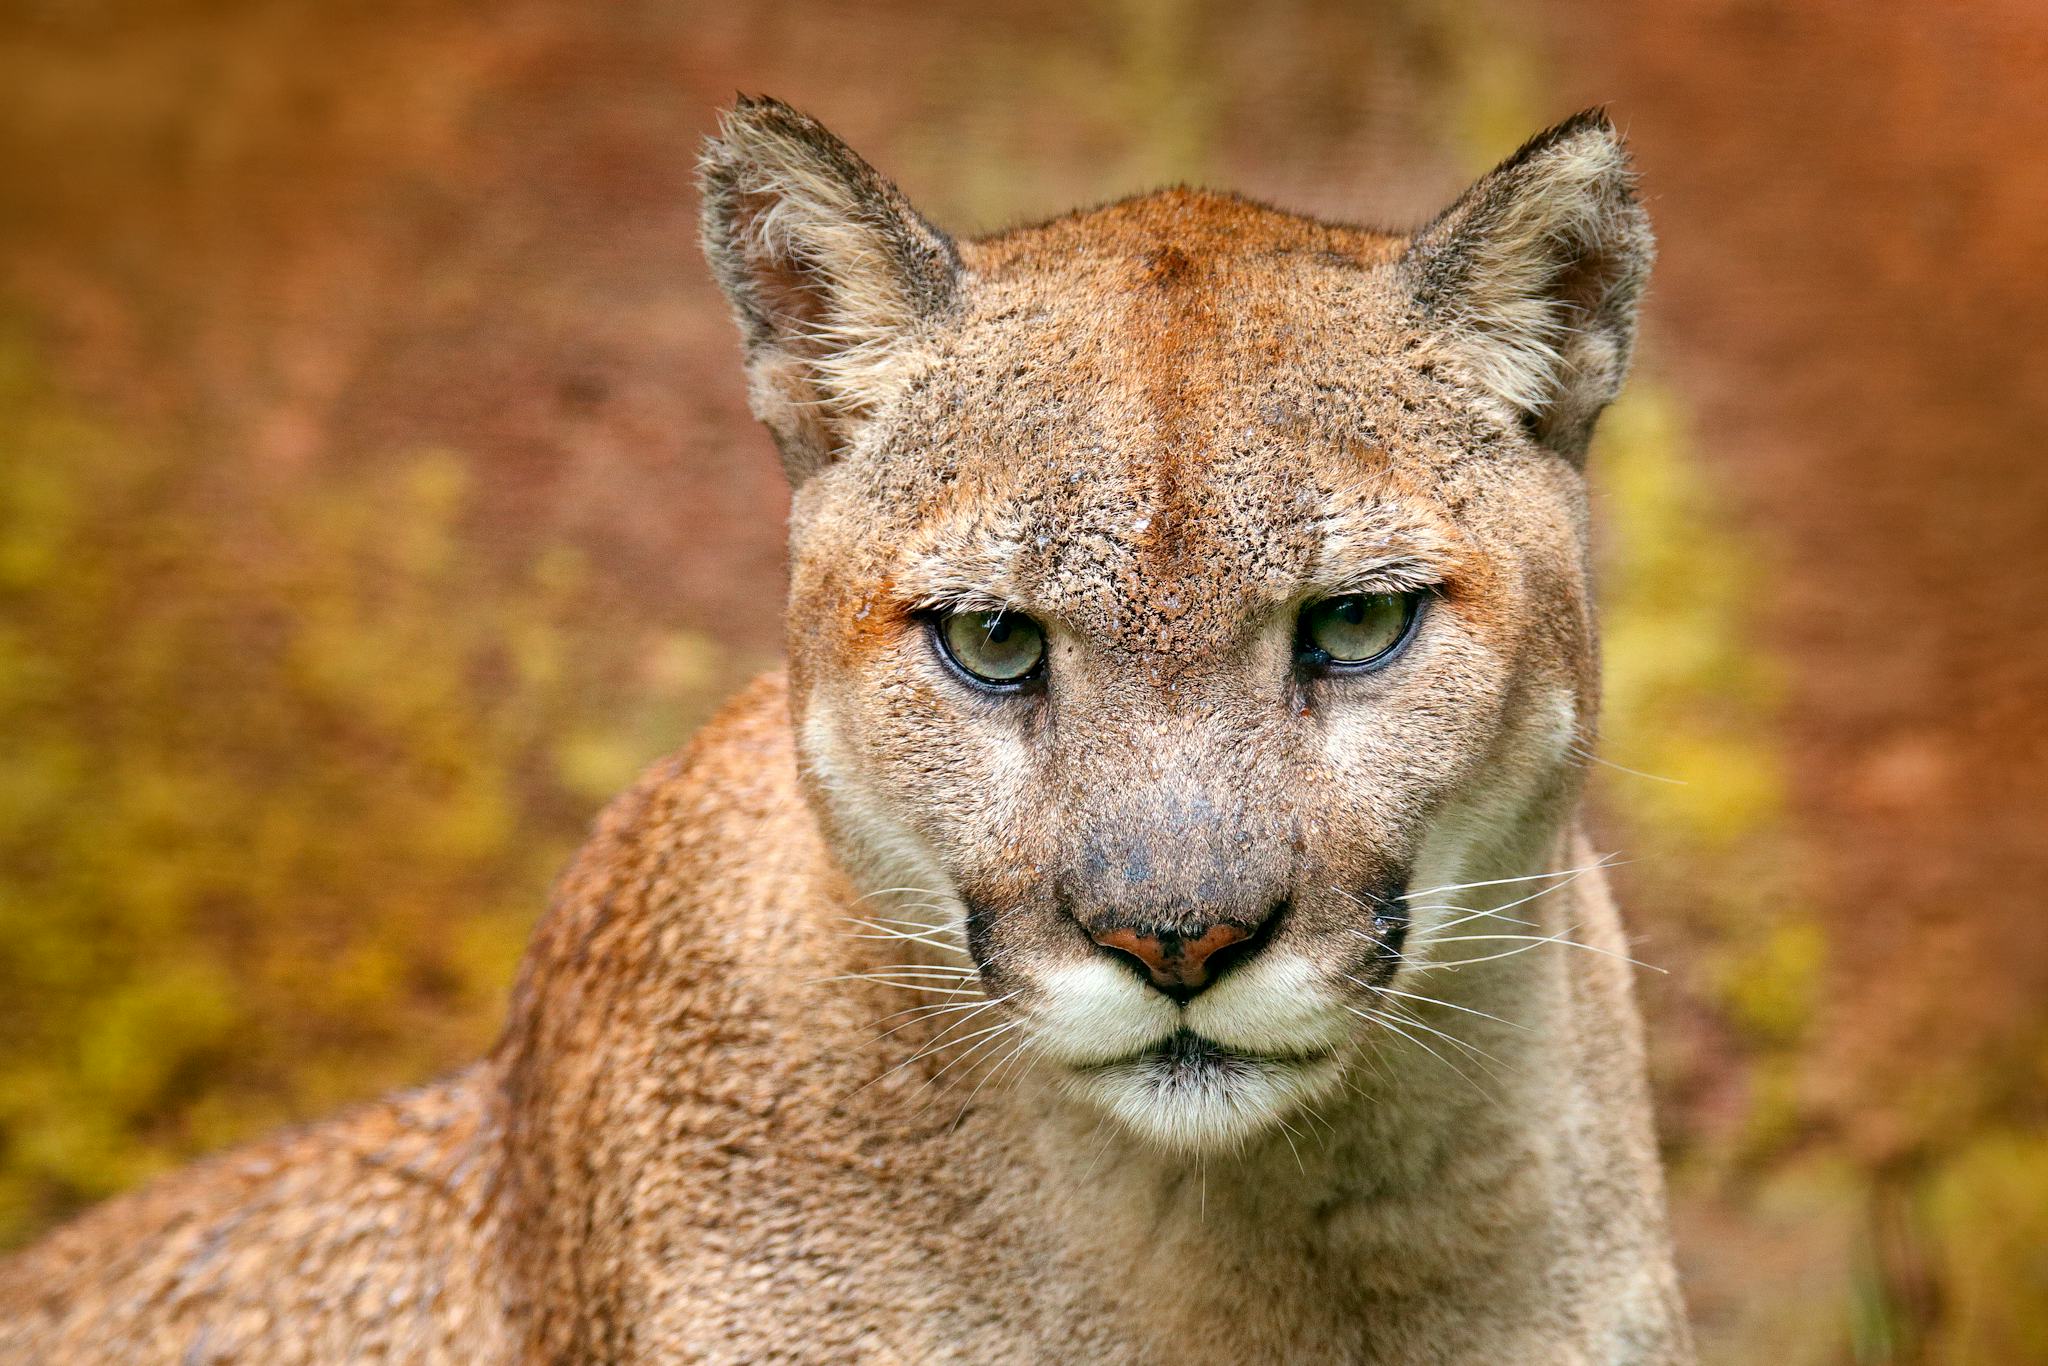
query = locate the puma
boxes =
[1,99,1693,1363]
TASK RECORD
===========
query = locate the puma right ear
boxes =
[698,97,962,483]
[1404,109,1654,463]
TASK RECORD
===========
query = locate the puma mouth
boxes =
[1069,1030,1341,1151]
[1086,1029,1333,1077]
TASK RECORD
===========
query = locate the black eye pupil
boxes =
[987,619,1012,643]
[1336,599,1364,625]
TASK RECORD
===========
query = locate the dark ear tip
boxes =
[718,94,822,139]
[701,96,807,180]
[729,92,795,118]
[1561,104,1616,134]
[1546,105,1619,141]
[1492,106,1627,178]
[705,96,863,184]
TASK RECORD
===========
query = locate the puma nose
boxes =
[1089,912,1278,1001]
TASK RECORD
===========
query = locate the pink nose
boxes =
[1090,922,1257,999]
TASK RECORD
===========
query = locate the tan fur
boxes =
[0,100,1692,1362]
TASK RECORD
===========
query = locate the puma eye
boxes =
[932,608,1048,689]
[1297,592,1423,671]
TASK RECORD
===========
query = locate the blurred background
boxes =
[2,1,2044,1360]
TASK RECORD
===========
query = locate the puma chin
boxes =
[1077,1036,1344,1153]
[1027,953,1357,1151]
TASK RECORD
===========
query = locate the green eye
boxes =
[935,609,1047,688]
[1298,593,1421,669]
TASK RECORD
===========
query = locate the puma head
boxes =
[701,99,1651,1151]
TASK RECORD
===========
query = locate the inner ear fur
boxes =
[698,97,961,482]
[1403,109,1654,462]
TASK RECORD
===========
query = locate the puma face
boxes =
[702,101,1649,1151]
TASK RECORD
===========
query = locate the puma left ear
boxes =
[1404,109,1653,462]
[699,97,962,482]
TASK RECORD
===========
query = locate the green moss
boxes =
[0,322,729,1247]
[1922,1129,2048,1363]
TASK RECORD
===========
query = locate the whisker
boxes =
[870,991,1006,1024]
[1346,1006,1493,1100]
[1079,1113,1118,1184]
[852,1010,1014,1099]
[849,885,955,905]
[1330,885,1402,916]
[829,977,984,998]
[840,918,970,953]
[949,1032,1035,1131]
[1568,743,1687,787]
[1403,903,1540,931]
[1412,866,1604,927]
[855,913,965,934]
[869,993,1013,1042]
[1423,933,1665,973]
[1374,999,1515,1077]
[1369,983,1531,1032]
[913,1021,1023,1102]
[820,963,977,980]
[1298,1096,1340,1144]
[904,1016,1016,1066]
[1403,854,1627,902]
[1273,1115,1308,1176]
[878,902,968,920]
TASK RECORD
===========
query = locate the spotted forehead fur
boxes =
[846,190,1536,656]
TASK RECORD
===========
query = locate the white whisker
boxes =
[914,1021,1023,1101]
[825,976,984,998]
[870,993,1013,1041]
[1377,1000,1514,1076]
[1370,983,1531,1032]
[840,917,970,953]
[950,1032,1036,1131]
[1568,743,1687,786]
[849,885,955,905]
[1403,854,1627,902]
[1347,1005,1493,1099]
[1405,903,1540,931]
[1424,933,1664,973]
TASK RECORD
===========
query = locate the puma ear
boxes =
[698,97,962,482]
[1403,109,1653,462]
